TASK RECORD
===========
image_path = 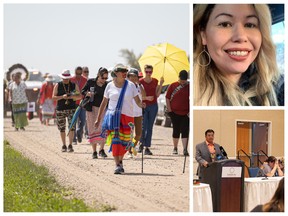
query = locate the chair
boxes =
[248,167,261,177]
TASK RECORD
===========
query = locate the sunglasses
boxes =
[83,71,89,73]
[101,76,108,80]
[115,68,128,73]
[145,70,153,74]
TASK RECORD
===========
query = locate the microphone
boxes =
[219,146,228,159]
[216,154,224,160]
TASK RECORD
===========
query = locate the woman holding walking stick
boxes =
[95,64,144,174]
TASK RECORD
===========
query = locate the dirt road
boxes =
[3,117,189,212]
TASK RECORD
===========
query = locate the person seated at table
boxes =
[251,177,284,212]
[278,158,284,173]
[260,156,284,177]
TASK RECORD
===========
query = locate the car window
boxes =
[27,71,45,82]
[269,4,284,75]
[272,21,284,74]
[161,85,169,94]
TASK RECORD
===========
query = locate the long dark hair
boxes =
[263,178,284,212]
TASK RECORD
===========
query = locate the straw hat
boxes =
[111,63,128,77]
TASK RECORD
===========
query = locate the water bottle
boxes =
[90,87,95,102]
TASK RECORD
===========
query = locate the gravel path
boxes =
[3,117,189,212]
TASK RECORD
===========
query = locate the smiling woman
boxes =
[193,4,284,106]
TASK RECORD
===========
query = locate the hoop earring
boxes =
[197,46,211,67]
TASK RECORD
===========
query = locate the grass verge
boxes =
[4,140,114,212]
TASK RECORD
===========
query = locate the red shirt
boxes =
[39,82,55,105]
[165,81,189,115]
[70,75,87,105]
[139,78,158,106]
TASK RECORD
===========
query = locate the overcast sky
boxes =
[4,3,189,77]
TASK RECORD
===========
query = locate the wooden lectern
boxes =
[202,159,244,212]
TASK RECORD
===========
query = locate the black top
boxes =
[56,81,76,111]
[81,78,108,111]
[224,64,285,106]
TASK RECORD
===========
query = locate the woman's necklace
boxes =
[63,82,70,105]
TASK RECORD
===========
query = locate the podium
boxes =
[202,159,244,212]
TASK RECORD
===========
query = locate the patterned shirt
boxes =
[206,141,216,162]
[9,81,28,104]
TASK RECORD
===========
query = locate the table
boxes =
[244,176,283,212]
[193,183,213,212]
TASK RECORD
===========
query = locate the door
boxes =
[236,121,269,177]
[252,123,268,166]
[236,122,251,177]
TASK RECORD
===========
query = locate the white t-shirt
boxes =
[133,84,143,117]
[104,80,139,117]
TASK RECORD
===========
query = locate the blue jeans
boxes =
[141,103,158,147]
[73,106,86,142]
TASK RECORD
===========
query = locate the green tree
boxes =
[119,49,141,70]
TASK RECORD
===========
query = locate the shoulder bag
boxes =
[102,80,128,131]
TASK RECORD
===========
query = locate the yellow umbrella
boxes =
[138,43,190,85]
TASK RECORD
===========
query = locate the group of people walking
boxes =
[6,63,190,175]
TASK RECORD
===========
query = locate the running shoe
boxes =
[144,147,153,155]
[114,166,122,174]
[119,164,125,173]
[99,149,108,158]
[183,149,189,156]
[67,144,74,152]
[92,151,98,159]
[61,145,67,152]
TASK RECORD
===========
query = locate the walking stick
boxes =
[183,155,187,173]
[141,144,144,173]
[183,146,187,173]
